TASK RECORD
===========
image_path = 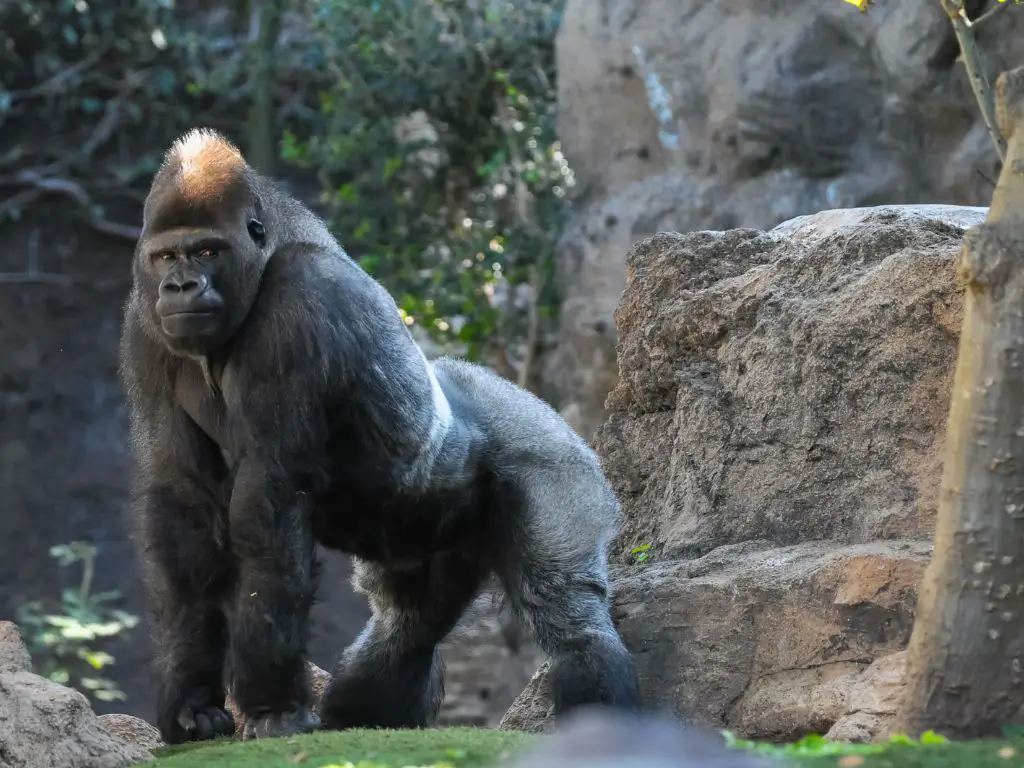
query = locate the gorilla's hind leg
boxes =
[319,550,486,730]
[506,562,639,717]
[496,470,640,719]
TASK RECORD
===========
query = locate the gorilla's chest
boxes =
[174,369,232,451]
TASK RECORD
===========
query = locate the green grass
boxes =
[142,727,533,768]
[727,730,1024,767]
[140,726,1024,767]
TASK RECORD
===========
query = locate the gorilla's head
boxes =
[131,128,276,358]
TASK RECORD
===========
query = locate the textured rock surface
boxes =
[825,652,908,743]
[547,0,1022,438]
[0,621,32,675]
[0,624,152,767]
[96,714,165,752]
[605,205,979,559]
[505,205,979,739]
[503,541,928,738]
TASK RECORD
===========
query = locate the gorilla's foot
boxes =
[241,707,321,740]
[159,686,236,744]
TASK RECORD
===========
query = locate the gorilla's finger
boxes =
[176,706,197,736]
[193,711,214,741]
[210,707,235,736]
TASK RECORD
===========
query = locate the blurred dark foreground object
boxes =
[510,707,786,768]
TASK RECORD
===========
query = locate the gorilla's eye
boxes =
[154,251,175,263]
[247,219,266,246]
[197,247,219,261]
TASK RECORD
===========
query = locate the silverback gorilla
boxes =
[119,128,639,744]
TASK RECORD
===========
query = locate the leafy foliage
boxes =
[0,0,572,374]
[0,1,225,188]
[284,0,572,367]
[16,542,139,703]
[630,542,653,566]
[723,729,949,758]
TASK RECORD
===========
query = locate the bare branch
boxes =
[6,52,103,102]
[940,0,1008,162]
[972,0,1010,29]
[1,171,140,241]
[517,264,542,391]
[78,70,147,161]
[0,272,125,289]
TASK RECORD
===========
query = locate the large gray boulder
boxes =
[0,622,152,768]
[504,204,984,741]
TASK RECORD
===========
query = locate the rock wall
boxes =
[503,204,981,741]
[547,0,1023,440]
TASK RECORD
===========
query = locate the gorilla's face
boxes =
[131,129,273,359]
[134,214,267,358]
[137,216,267,355]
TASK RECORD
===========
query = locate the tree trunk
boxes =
[246,0,284,175]
[892,65,1024,739]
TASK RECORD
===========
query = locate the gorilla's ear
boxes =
[247,219,266,247]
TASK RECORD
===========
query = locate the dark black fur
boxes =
[120,129,639,745]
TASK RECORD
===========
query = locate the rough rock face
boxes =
[826,652,908,743]
[605,205,980,559]
[96,715,164,753]
[0,621,152,767]
[548,0,1022,439]
[504,205,981,740]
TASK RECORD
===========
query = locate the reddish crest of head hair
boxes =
[167,128,247,205]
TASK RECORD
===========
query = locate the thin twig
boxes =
[517,264,542,390]
[972,0,1010,28]
[940,0,1007,163]
[78,70,146,161]
[1,171,140,240]
[0,272,125,288]
[499,95,545,392]
[6,52,103,101]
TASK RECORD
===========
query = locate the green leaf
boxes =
[78,649,116,670]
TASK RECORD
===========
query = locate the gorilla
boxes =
[119,127,639,745]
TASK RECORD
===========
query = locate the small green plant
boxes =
[630,542,653,566]
[16,541,139,703]
[722,729,949,758]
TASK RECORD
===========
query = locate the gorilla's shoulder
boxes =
[258,242,393,318]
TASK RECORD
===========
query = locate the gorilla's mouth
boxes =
[160,310,222,339]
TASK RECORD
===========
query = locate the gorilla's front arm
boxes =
[226,457,316,721]
[128,393,236,744]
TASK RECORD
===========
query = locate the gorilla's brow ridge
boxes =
[169,128,247,205]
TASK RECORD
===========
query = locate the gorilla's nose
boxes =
[161,272,209,297]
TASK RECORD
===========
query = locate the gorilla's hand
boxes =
[158,685,235,744]
[242,707,321,740]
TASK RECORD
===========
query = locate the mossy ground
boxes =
[141,727,1024,768]
[142,727,533,768]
